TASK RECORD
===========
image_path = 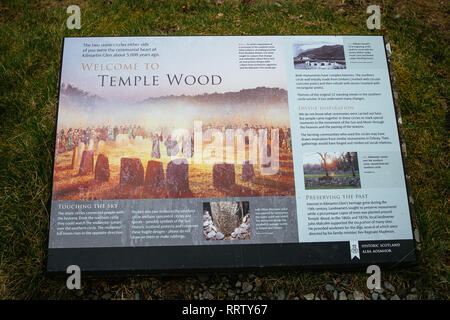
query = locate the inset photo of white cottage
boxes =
[293,37,346,70]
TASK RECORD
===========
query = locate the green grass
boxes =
[304,174,360,178]
[0,0,448,299]
[305,186,360,190]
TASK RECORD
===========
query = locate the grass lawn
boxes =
[304,173,360,178]
[305,185,359,190]
[0,0,448,299]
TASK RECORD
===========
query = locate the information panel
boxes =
[47,36,416,273]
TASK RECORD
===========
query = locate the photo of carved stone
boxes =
[303,152,361,189]
[202,201,250,241]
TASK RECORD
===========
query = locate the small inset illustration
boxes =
[293,37,346,70]
[202,201,250,241]
[303,152,360,189]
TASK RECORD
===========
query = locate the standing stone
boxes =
[210,201,242,235]
[94,154,110,182]
[144,160,165,192]
[241,161,255,181]
[166,158,189,195]
[78,150,94,176]
[71,147,79,170]
[260,140,272,168]
[120,158,144,185]
[212,163,235,189]
[71,142,85,169]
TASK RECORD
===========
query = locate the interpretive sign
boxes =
[47,36,416,273]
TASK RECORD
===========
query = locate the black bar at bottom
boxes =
[47,239,416,276]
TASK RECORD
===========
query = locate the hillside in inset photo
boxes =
[293,38,346,70]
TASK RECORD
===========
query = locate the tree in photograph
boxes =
[349,152,359,175]
[336,152,359,176]
[317,152,330,176]
[336,153,346,171]
[346,152,355,176]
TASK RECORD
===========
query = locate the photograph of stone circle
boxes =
[293,37,346,70]
[303,152,361,189]
[51,85,296,200]
[202,201,250,241]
